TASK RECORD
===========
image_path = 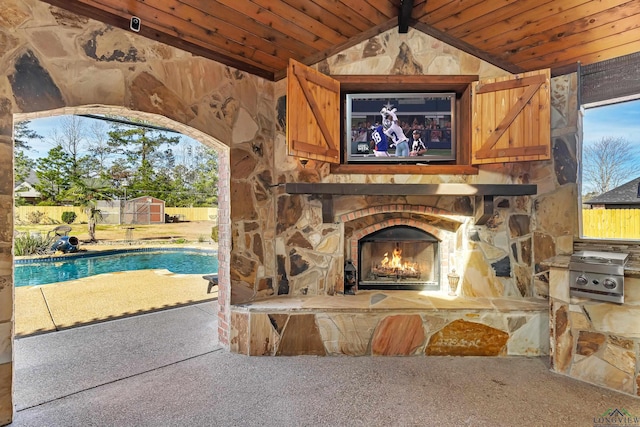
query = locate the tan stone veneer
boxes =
[550,266,640,397]
[0,0,584,422]
[229,293,549,357]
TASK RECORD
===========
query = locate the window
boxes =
[581,97,640,239]
[579,52,640,239]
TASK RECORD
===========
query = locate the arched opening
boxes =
[12,105,231,409]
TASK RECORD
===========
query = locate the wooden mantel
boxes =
[285,183,537,225]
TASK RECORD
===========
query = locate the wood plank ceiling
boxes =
[41,0,640,81]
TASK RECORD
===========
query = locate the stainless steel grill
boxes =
[569,250,629,304]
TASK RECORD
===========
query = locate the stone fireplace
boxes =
[343,205,459,295]
[357,225,440,291]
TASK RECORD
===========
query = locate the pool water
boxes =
[15,250,219,287]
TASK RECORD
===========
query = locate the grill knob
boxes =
[603,278,617,290]
[575,275,588,286]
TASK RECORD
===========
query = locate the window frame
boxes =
[579,95,640,240]
[331,74,477,175]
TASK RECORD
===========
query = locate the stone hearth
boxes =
[229,291,548,356]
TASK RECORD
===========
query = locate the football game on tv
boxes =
[345,92,456,163]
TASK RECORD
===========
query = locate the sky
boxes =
[18,115,202,160]
[582,97,640,193]
[582,98,640,145]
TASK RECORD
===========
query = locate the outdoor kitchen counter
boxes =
[547,245,640,398]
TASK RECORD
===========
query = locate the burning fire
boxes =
[380,245,419,273]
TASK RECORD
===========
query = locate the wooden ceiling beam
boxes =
[398,0,414,33]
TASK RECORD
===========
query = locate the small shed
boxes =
[123,196,165,224]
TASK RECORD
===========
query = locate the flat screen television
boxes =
[345,92,456,163]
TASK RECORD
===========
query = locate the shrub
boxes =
[198,234,207,243]
[61,211,77,224]
[211,226,219,242]
[26,210,45,224]
[14,233,55,256]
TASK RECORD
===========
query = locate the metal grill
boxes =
[569,250,629,304]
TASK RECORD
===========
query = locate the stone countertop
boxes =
[232,291,548,313]
[541,255,570,269]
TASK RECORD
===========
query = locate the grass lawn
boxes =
[15,220,216,244]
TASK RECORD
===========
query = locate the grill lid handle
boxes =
[578,256,613,264]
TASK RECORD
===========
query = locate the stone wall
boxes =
[550,267,640,397]
[1,0,274,421]
[266,32,579,302]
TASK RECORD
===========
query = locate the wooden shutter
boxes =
[287,59,340,164]
[472,69,550,165]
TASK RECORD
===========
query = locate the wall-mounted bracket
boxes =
[474,195,495,225]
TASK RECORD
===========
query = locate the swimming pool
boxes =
[14,248,219,287]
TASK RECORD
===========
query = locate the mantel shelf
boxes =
[285,183,537,197]
[284,183,537,225]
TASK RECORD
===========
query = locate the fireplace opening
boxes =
[358,226,440,291]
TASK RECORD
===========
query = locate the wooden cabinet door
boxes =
[286,59,341,164]
[472,69,550,165]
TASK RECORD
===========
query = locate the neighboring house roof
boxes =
[14,182,41,198]
[19,170,39,186]
[584,177,640,206]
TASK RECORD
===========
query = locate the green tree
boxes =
[67,178,110,242]
[190,146,219,206]
[107,121,181,191]
[13,120,41,186]
[34,145,72,203]
[49,115,93,182]
[14,120,42,151]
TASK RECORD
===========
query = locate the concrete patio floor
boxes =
[15,269,217,336]
[11,301,640,426]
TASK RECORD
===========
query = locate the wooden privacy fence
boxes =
[582,209,640,239]
[16,206,218,224]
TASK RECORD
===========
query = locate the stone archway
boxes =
[0,2,280,420]
[14,106,231,341]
